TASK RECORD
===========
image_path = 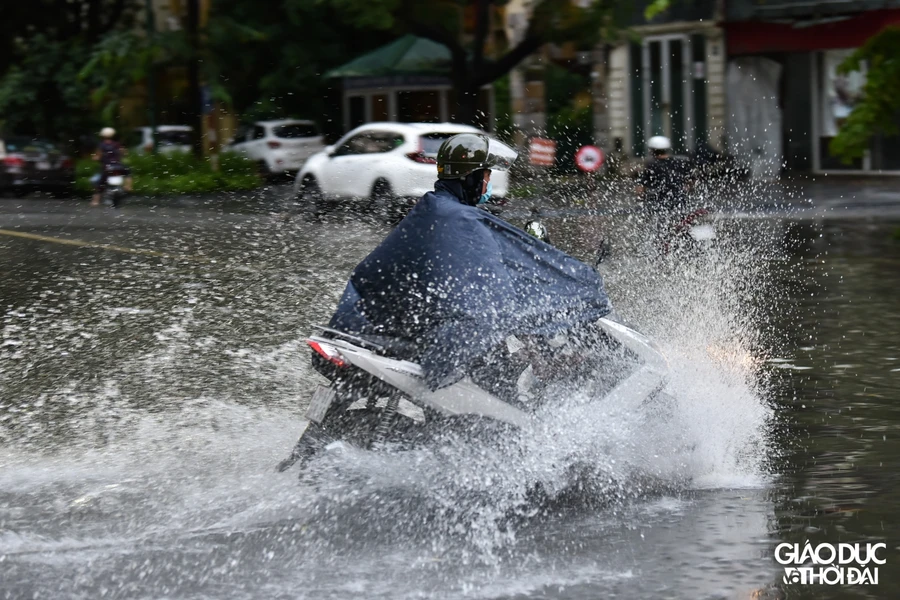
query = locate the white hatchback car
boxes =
[230,119,325,176]
[293,122,509,209]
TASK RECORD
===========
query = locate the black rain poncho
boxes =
[328,180,612,389]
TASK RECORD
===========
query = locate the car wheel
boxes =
[297,175,324,217]
[369,179,393,219]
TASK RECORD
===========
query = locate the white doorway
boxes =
[641,35,694,154]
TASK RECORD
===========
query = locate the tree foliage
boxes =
[325,0,643,124]
[545,63,593,172]
[830,26,900,163]
[0,36,98,141]
[77,23,246,128]
[0,0,137,73]
[0,0,138,141]
[78,32,163,125]
[205,0,393,134]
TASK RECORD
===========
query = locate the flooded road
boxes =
[1,194,898,599]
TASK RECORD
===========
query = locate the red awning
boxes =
[726,10,900,55]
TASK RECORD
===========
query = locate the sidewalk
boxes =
[740,176,900,219]
[779,176,900,206]
[519,174,900,220]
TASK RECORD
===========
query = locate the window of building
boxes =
[398,91,441,123]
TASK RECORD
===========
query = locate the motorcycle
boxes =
[659,207,717,256]
[276,316,670,474]
[102,165,129,208]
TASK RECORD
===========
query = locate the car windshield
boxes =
[273,123,318,138]
[158,130,192,146]
[3,137,57,153]
[418,133,467,156]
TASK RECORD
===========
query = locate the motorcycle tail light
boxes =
[2,156,25,168]
[308,340,348,368]
[405,152,436,164]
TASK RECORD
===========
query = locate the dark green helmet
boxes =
[436,133,518,180]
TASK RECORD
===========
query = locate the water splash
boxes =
[0,199,789,597]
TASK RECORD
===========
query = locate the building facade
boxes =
[725,0,900,175]
[603,0,726,162]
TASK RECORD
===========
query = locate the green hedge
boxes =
[76,151,261,195]
[75,159,98,194]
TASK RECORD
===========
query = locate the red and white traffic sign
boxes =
[575,145,605,173]
[529,137,557,166]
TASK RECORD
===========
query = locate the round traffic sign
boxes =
[575,145,604,173]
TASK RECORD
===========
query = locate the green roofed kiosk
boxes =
[325,35,494,132]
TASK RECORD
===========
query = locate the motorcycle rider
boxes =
[91,127,132,207]
[276,134,613,472]
[634,135,696,252]
[635,135,692,214]
[326,133,611,391]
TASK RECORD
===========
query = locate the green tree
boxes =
[77,0,392,149]
[327,0,640,125]
[0,36,98,142]
[0,0,136,75]
[205,0,393,136]
[78,31,163,125]
[0,0,138,141]
[545,63,593,172]
[830,26,900,164]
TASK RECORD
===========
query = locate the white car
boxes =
[229,119,324,176]
[128,125,193,154]
[293,122,509,209]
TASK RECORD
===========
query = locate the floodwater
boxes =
[0,194,898,599]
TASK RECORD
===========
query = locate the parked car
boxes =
[229,119,324,177]
[0,136,75,197]
[127,125,193,154]
[293,122,509,211]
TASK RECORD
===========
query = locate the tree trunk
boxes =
[449,63,480,127]
[186,0,203,159]
[453,86,480,126]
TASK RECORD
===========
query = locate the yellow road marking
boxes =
[0,228,208,262]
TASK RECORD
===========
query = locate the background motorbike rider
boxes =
[90,127,132,207]
[635,135,694,246]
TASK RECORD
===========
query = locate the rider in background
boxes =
[90,127,132,206]
[635,135,694,246]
